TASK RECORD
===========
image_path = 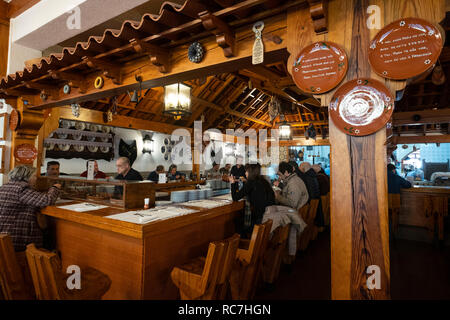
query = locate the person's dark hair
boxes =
[168,164,177,172]
[212,162,219,167]
[245,163,274,198]
[387,164,396,172]
[278,161,293,175]
[288,160,299,170]
[156,165,164,172]
[47,161,60,168]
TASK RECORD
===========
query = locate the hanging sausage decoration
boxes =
[188,42,205,63]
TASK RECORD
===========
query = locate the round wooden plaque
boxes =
[9,109,21,131]
[292,41,348,94]
[369,17,444,80]
[329,78,394,136]
[14,144,38,164]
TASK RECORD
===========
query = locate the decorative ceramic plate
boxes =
[329,78,394,136]
[101,136,109,143]
[167,146,172,153]
[369,17,444,80]
[90,124,100,132]
[72,133,82,141]
[74,145,84,152]
[164,138,169,145]
[58,144,70,151]
[164,154,169,161]
[292,41,348,94]
[57,133,68,139]
[60,120,71,129]
[100,146,110,153]
[88,146,98,153]
[101,126,111,134]
[161,146,166,154]
[45,143,55,150]
[87,135,96,142]
[75,122,86,131]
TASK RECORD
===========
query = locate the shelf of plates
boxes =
[44,119,115,160]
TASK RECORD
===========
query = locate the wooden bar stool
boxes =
[171,234,240,300]
[0,234,34,300]
[388,193,401,235]
[229,219,272,300]
[298,199,319,251]
[262,224,290,284]
[25,244,111,300]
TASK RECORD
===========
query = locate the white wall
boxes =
[43,127,193,176]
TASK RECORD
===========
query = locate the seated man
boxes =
[45,161,68,177]
[230,156,246,180]
[275,161,309,210]
[388,164,412,194]
[167,164,185,181]
[312,164,330,196]
[114,157,143,195]
[147,165,165,182]
[205,162,221,179]
[219,163,231,175]
[406,166,425,181]
[80,160,107,179]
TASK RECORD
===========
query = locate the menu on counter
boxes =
[105,206,198,224]
[292,41,348,94]
[369,17,443,80]
[57,202,109,212]
[184,199,232,209]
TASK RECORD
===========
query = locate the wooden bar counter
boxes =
[41,199,244,299]
[399,186,450,239]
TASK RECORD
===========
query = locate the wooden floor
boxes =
[255,229,450,300]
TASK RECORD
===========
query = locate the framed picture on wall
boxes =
[0,114,7,140]
[0,145,4,174]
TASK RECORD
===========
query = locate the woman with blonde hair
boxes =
[0,165,61,251]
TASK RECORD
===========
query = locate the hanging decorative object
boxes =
[71,103,80,118]
[278,115,292,140]
[94,76,104,89]
[164,83,192,117]
[188,42,205,63]
[305,123,317,140]
[142,134,154,154]
[40,92,48,101]
[252,21,264,65]
[63,84,71,94]
[268,96,281,121]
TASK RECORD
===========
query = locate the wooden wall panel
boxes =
[0,20,9,78]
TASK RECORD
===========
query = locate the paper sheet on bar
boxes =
[184,199,232,209]
[57,202,109,212]
[105,206,198,224]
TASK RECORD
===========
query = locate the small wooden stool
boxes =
[262,224,290,284]
[0,234,34,300]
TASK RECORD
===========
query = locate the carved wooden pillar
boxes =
[287,0,445,299]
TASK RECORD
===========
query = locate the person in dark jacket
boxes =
[147,165,165,182]
[230,163,275,238]
[230,155,246,180]
[312,164,330,196]
[387,164,412,194]
[0,165,61,251]
[167,164,185,181]
[114,157,143,195]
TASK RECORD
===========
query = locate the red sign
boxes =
[369,17,444,80]
[292,41,348,94]
[14,144,38,164]
[9,109,21,131]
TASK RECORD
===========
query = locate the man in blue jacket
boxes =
[387,164,412,194]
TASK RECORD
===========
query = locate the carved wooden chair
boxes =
[25,244,111,300]
[262,224,290,284]
[229,219,272,300]
[298,199,319,251]
[388,193,401,236]
[0,234,34,300]
[171,234,239,300]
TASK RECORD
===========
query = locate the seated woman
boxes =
[167,164,185,181]
[0,165,61,252]
[229,163,275,238]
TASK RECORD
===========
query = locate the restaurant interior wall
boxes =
[395,143,450,166]
[43,126,193,175]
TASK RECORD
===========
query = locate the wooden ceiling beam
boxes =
[82,57,122,85]
[392,108,450,126]
[199,10,235,57]
[391,135,450,144]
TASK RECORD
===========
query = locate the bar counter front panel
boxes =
[42,200,244,299]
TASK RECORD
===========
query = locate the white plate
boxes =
[90,124,100,132]
[100,146,109,153]
[87,135,96,142]
[45,143,55,150]
[75,122,86,131]
[72,133,82,140]
[101,136,109,142]
[101,126,111,134]
[74,145,84,152]
[58,133,68,139]
[58,144,70,151]
[88,146,98,152]
[60,120,71,129]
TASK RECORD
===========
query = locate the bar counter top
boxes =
[401,185,450,195]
